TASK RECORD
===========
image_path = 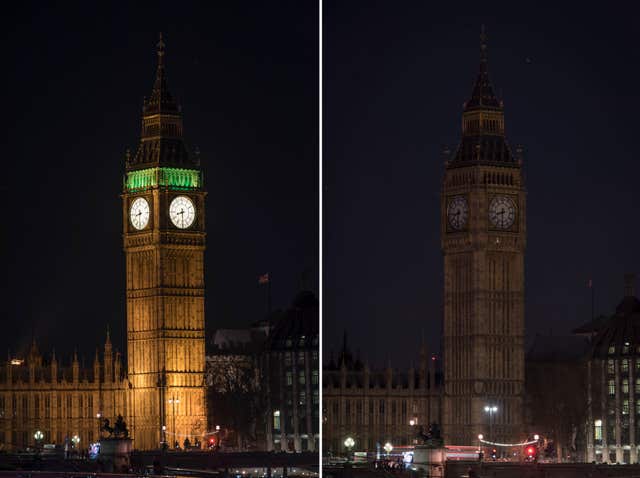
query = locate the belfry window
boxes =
[609,379,616,396]
[623,379,629,394]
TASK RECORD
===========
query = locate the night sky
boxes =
[0,3,318,363]
[324,2,640,367]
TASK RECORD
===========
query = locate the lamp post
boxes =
[168,397,180,448]
[384,442,393,457]
[96,413,102,441]
[344,437,355,460]
[484,406,498,457]
[478,434,484,461]
[34,430,43,449]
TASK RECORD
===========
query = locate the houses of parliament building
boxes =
[0,36,207,451]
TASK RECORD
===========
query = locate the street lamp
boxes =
[534,434,539,441]
[384,442,393,456]
[72,435,80,448]
[96,413,102,441]
[344,437,355,459]
[168,397,180,448]
[34,430,44,447]
[409,419,415,426]
[484,405,498,447]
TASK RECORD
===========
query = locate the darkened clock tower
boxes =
[122,36,206,450]
[441,29,525,446]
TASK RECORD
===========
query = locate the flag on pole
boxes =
[259,273,270,285]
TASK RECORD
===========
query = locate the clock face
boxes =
[447,196,469,230]
[130,197,150,230]
[488,196,516,229]
[169,196,196,229]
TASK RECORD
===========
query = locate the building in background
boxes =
[205,291,319,453]
[206,320,270,450]
[0,334,127,450]
[525,333,590,462]
[586,274,640,464]
[322,338,443,454]
[265,291,319,452]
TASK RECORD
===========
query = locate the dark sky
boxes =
[0,2,318,363]
[324,2,640,368]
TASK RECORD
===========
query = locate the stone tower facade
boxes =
[441,30,525,446]
[122,36,207,450]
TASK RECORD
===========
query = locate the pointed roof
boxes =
[464,25,501,111]
[127,34,197,172]
[449,26,517,167]
[143,33,180,116]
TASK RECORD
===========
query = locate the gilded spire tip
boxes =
[157,32,165,53]
[480,24,488,63]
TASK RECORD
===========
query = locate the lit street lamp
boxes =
[344,437,355,459]
[34,430,44,447]
[96,413,102,441]
[484,405,498,447]
[169,397,180,448]
[72,435,80,448]
[384,442,393,456]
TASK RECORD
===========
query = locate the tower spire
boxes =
[450,27,516,166]
[157,32,165,69]
[480,24,488,69]
[144,32,179,116]
[465,25,499,111]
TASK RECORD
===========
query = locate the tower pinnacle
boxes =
[480,24,487,67]
[157,32,165,66]
[144,32,178,116]
[465,25,499,111]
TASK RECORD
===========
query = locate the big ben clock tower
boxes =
[441,29,525,446]
[123,35,206,450]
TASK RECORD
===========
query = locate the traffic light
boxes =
[525,445,537,461]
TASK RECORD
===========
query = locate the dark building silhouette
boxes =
[266,291,319,452]
[322,338,443,453]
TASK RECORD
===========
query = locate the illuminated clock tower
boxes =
[123,35,206,450]
[441,29,525,446]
